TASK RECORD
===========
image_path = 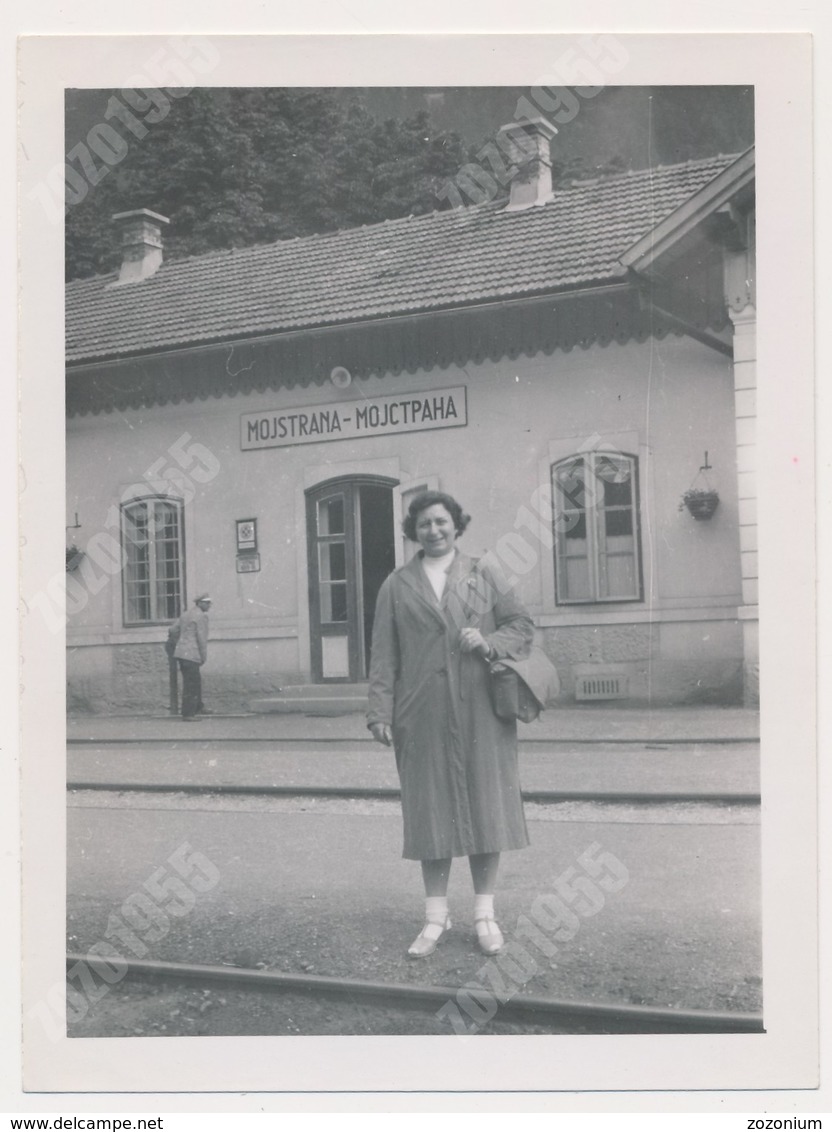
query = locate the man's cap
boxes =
[195,593,212,604]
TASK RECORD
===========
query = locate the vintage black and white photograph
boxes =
[18,31,817,1096]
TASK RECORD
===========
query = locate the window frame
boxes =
[120,494,187,627]
[552,450,644,606]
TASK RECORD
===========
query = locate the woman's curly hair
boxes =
[402,491,471,542]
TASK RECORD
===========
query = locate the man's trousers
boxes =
[178,659,203,718]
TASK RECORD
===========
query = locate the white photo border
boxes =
[18,31,817,1099]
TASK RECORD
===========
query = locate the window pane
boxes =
[602,478,632,508]
[318,496,345,537]
[124,544,149,580]
[320,581,348,623]
[596,454,631,488]
[124,579,150,595]
[319,540,346,583]
[124,503,149,547]
[555,515,589,600]
[563,511,586,540]
[604,552,636,598]
[605,509,633,537]
[555,459,586,509]
[152,500,177,534]
[163,589,181,621]
[156,571,181,620]
[156,539,179,577]
[564,557,592,600]
[125,583,151,623]
[134,596,150,622]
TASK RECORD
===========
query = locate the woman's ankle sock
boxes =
[425,896,449,925]
[474,894,495,922]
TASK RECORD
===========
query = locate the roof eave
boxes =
[619,147,755,274]
[66,277,631,368]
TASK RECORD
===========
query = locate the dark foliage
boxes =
[65,89,471,280]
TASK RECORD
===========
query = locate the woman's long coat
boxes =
[367,550,534,860]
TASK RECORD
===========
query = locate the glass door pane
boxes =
[317,499,348,624]
[309,486,358,682]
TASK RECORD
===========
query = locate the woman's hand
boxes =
[459,628,492,657]
[370,722,393,746]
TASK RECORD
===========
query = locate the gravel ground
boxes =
[67,795,762,1037]
[66,975,576,1038]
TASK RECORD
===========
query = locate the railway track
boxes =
[66,731,761,1036]
[67,733,761,806]
[68,734,757,746]
[68,781,760,805]
[65,953,764,1035]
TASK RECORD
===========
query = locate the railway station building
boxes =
[65,127,757,713]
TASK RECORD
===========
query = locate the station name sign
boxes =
[241,386,467,450]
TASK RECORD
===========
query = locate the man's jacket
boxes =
[166,607,209,665]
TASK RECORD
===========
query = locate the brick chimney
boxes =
[111,208,169,284]
[496,118,558,210]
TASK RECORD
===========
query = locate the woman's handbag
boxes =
[489,662,541,723]
[488,647,560,723]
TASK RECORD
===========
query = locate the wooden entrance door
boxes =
[306,477,396,682]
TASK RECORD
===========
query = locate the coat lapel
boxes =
[441,551,474,607]
[397,551,483,629]
[397,554,448,626]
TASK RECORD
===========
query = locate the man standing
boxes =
[166,594,212,721]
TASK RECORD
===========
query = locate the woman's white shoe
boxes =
[407,916,451,958]
[475,917,504,955]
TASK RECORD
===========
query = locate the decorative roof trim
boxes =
[66,282,628,370]
[66,282,729,419]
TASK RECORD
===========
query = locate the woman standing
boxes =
[367,491,534,958]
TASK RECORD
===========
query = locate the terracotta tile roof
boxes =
[66,154,736,364]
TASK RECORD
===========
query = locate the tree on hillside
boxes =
[65,88,471,280]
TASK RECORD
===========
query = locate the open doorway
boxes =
[306,476,397,682]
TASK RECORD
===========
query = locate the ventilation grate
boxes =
[575,675,630,701]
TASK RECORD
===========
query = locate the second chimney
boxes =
[496,118,558,210]
[111,208,170,285]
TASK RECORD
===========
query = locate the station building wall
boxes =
[66,330,743,712]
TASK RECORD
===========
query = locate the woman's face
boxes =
[415,503,457,558]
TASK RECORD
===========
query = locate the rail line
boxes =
[65,953,764,1035]
[67,735,758,747]
[67,780,760,805]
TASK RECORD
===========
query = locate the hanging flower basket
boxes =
[680,488,720,521]
[66,547,85,572]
